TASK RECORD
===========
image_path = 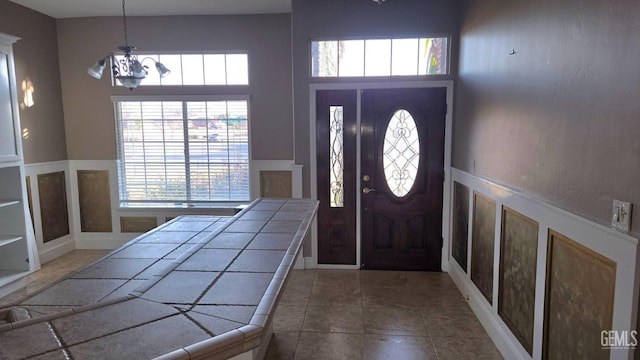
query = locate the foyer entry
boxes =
[316,87,447,271]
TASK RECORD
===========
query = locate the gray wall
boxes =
[455,0,640,236]
[0,0,67,164]
[291,0,461,255]
[292,0,462,198]
[57,14,292,160]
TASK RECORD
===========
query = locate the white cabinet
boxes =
[0,32,39,293]
[0,165,30,279]
[0,46,18,162]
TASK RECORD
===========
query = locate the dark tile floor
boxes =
[267,269,504,360]
[0,251,503,360]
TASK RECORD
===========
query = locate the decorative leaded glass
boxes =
[329,106,344,207]
[383,109,420,197]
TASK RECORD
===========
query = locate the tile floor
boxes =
[0,251,503,360]
[0,250,109,306]
[267,269,504,360]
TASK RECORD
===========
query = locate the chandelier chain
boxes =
[121,0,129,47]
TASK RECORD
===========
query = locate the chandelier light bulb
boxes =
[86,0,170,90]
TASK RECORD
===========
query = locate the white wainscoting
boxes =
[449,168,639,360]
[249,160,303,199]
[25,159,304,263]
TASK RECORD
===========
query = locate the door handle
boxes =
[362,187,376,194]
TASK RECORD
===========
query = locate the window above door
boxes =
[310,36,448,78]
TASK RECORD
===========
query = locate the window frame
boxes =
[112,94,252,206]
[111,51,250,87]
[309,35,451,79]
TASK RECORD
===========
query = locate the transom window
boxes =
[113,53,249,86]
[311,37,448,77]
[114,96,250,203]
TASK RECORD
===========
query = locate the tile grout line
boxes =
[184,200,284,312]
[50,313,184,351]
[181,310,216,337]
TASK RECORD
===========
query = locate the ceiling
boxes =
[8,0,291,19]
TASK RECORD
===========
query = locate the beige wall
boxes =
[0,0,67,164]
[56,14,293,161]
[455,0,640,236]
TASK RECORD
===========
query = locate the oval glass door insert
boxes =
[382,109,420,197]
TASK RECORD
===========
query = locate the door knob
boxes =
[362,187,376,194]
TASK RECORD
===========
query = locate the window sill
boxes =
[118,202,250,211]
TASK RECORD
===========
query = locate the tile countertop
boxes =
[0,198,319,360]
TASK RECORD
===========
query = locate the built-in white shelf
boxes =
[0,32,37,296]
[0,235,23,248]
[0,200,19,209]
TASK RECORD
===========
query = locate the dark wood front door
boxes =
[316,90,357,264]
[361,88,446,271]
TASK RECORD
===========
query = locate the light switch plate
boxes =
[612,200,632,232]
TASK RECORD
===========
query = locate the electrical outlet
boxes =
[612,200,632,232]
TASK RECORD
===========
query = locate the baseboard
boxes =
[0,277,27,299]
[38,237,76,264]
[293,252,304,269]
[303,257,316,269]
[315,264,360,270]
[448,262,524,360]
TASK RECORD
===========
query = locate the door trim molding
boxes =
[309,80,454,270]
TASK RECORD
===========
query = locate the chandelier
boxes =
[372,0,387,3]
[87,0,170,90]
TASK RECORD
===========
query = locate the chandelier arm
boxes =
[87,0,168,90]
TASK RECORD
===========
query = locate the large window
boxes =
[311,37,448,77]
[113,53,249,86]
[114,97,250,203]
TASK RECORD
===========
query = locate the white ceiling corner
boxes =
[9,0,291,19]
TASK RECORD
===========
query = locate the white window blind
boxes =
[114,97,250,203]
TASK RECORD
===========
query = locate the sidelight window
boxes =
[329,106,344,208]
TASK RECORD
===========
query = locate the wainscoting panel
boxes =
[25,161,74,263]
[37,171,70,243]
[448,168,638,360]
[77,170,112,232]
[499,207,538,355]
[250,160,302,199]
[471,191,496,304]
[543,230,615,360]
[260,170,292,198]
[452,181,470,272]
[120,217,158,233]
